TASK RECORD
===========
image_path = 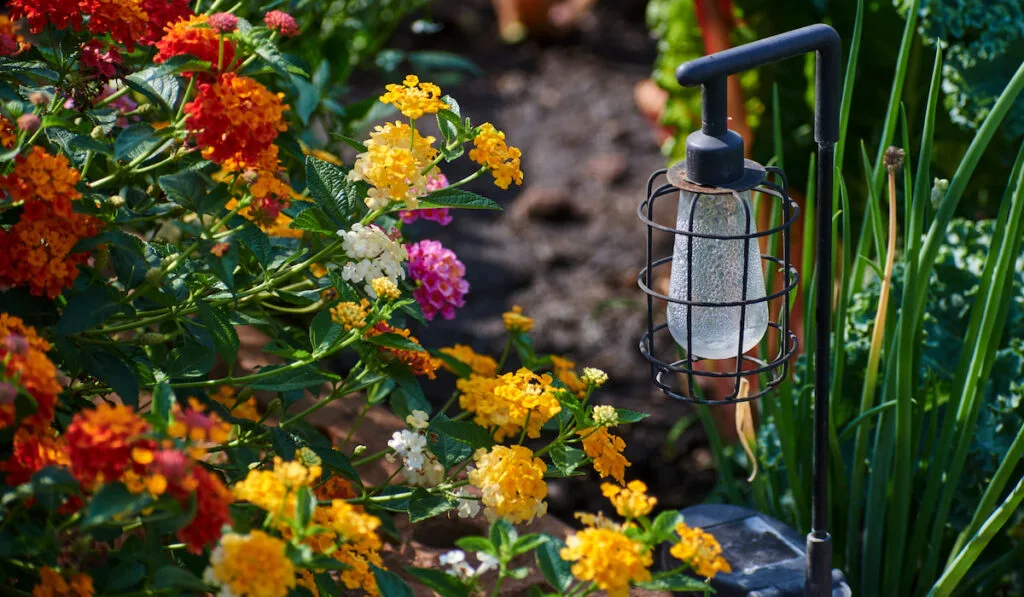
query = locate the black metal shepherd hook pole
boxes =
[673,24,841,597]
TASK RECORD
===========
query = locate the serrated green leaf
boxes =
[148,382,175,432]
[154,566,209,592]
[305,156,357,224]
[511,533,549,557]
[651,510,685,544]
[197,301,239,369]
[429,417,494,449]
[371,566,414,597]
[390,366,430,414]
[295,486,315,530]
[536,538,573,592]
[490,519,516,551]
[405,567,470,597]
[114,124,161,162]
[437,109,461,145]
[125,65,182,111]
[80,348,140,406]
[616,408,649,424]
[309,309,342,353]
[408,488,456,522]
[82,483,150,527]
[428,427,473,469]
[454,535,497,556]
[637,573,713,592]
[290,205,336,235]
[248,365,332,392]
[256,40,307,79]
[418,188,501,210]
[549,444,586,476]
[366,332,423,352]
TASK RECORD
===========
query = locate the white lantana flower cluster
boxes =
[387,410,444,487]
[591,404,619,427]
[338,223,407,296]
[438,549,499,580]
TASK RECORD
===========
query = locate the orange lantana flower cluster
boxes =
[0,314,62,431]
[184,73,288,170]
[65,403,233,553]
[366,322,440,379]
[9,0,148,50]
[155,14,235,77]
[0,144,102,298]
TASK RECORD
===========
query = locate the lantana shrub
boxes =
[0,4,725,597]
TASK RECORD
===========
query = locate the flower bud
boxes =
[353,445,367,456]
[237,388,254,401]
[29,92,49,106]
[108,195,126,208]
[135,332,168,345]
[90,126,105,140]
[144,267,163,286]
[16,113,40,134]
[265,399,283,417]
[297,447,321,467]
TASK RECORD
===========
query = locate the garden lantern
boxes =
[638,24,851,597]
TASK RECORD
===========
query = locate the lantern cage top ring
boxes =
[638,161,799,404]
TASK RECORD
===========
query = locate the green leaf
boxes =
[637,573,713,592]
[80,349,140,406]
[82,483,150,527]
[256,39,307,79]
[428,426,473,469]
[106,560,146,592]
[54,284,124,335]
[371,566,414,597]
[290,206,337,235]
[270,428,298,460]
[430,350,473,378]
[418,188,501,211]
[197,301,240,370]
[248,365,332,392]
[154,566,210,592]
[536,538,573,592]
[405,567,470,597]
[407,51,481,75]
[436,109,461,146]
[454,535,497,556]
[366,332,424,352]
[309,309,342,353]
[615,408,649,424]
[330,132,368,153]
[305,156,357,224]
[114,124,161,162]
[408,488,456,523]
[549,444,586,476]
[147,381,175,433]
[295,486,315,530]
[511,533,549,557]
[125,65,182,111]
[390,366,430,414]
[372,486,414,512]
[159,169,208,211]
[651,510,685,544]
[490,519,516,552]
[429,418,494,450]
[237,221,271,268]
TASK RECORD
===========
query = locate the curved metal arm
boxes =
[674,23,841,144]
[673,24,842,597]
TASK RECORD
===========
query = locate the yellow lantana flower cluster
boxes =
[469,123,524,190]
[560,523,653,597]
[551,355,586,396]
[307,500,385,596]
[370,276,401,301]
[232,457,321,523]
[211,386,261,422]
[670,522,732,579]
[502,304,533,332]
[440,344,499,377]
[458,368,561,441]
[203,530,295,597]
[348,121,438,210]
[468,445,548,523]
[330,299,370,330]
[601,480,657,519]
[379,75,450,120]
[579,426,630,484]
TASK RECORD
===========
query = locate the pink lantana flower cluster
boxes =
[406,239,468,320]
[400,173,453,226]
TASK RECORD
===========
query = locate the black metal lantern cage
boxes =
[638,159,799,405]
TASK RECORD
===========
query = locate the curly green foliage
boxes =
[909,0,1024,138]
[646,0,762,160]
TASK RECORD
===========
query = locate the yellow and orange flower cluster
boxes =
[0,314,62,431]
[439,344,498,377]
[155,14,235,77]
[458,368,560,441]
[0,15,29,56]
[560,521,652,597]
[348,121,439,210]
[379,75,449,120]
[468,445,548,523]
[551,355,586,396]
[211,385,260,422]
[579,426,630,484]
[65,403,153,490]
[601,480,657,519]
[330,299,370,330]
[184,73,288,170]
[469,123,523,190]
[366,322,439,379]
[31,566,94,597]
[233,456,321,522]
[203,530,295,597]
[0,145,102,298]
[1,427,70,485]
[670,522,732,578]
[501,304,533,332]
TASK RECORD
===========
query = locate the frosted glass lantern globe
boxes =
[666,190,769,360]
